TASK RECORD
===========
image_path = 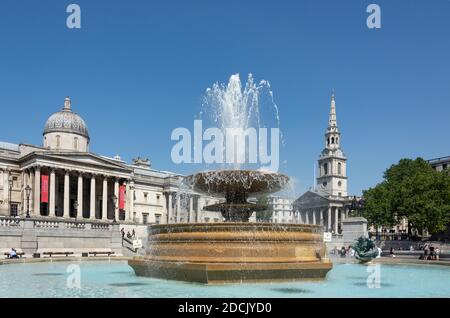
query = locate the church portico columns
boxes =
[312,209,316,225]
[327,207,332,231]
[320,209,324,226]
[77,172,83,219]
[334,207,339,234]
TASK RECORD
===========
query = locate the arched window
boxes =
[336,137,339,144]
[327,137,330,145]
[331,137,335,144]
[56,135,60,148]
[324,163,328,175]
[338,162,342,175]
[74,137,78,150]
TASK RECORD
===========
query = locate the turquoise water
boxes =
[0,261,449,298]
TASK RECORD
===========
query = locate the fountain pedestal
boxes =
[128,222,332,284]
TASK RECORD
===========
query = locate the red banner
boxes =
[41,175,49,203]
[119,185,126,210]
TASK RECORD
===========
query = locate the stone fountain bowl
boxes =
[128,222,333,284]
[183,170,290,197]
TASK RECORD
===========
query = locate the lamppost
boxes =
[8,175,13,216]
[74,200,78,221]
[25,185,31,218]
[112,195,117,223]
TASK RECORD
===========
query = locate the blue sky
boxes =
[0,0,449,196]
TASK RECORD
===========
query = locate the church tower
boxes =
[316,92,348,197]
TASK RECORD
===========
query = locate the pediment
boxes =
[294,191,329,209]
[36,151,131,171]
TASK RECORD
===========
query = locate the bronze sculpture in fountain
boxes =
[128,169,333,284]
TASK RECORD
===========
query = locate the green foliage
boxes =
[362,158,450,234]
[255,195,273,222]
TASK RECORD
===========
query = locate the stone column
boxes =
[341,208,346,223]
[77,173,83,218]
[312,209,316,225]
[102,176,108,220]
[29,170,34,216]
[335,207,339,233]
[34,166,41,216]
[176,195,181,223]
[167,193,173,224]
[320,209,324,226]
[125,181,130,221]
[90,174,96,220]
[114,178,119,221]
[189,196,194,222]
[2,170,9,211]
[63,171,70,217]
[49,169,56,217]
[328,207,332,231]
[22,171,28,214]
[305,210,309,224]
[129,182,134,222]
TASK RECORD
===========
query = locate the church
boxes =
[0,97,220,225]
[293,93,352,234]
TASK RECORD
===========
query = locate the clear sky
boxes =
[0,0,449,197]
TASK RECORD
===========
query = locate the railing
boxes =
[65,222,85,230]
[34,220,59,228]
[0,217,22,227]
[92,223,110,231]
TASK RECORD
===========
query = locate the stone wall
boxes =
[0,217,122,256]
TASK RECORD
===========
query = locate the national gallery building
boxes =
[0,97,220,225]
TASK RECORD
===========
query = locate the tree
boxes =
[255,195,273,222]
[362,158,450,235]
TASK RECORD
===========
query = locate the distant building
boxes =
[268,196,294,223]
[428,156,450,172]
[293,93,351,233]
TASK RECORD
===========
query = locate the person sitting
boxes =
[8,248,19,259]
[126,231,132,239]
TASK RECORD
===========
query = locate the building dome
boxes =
[43,97,89,139]
[43,97,90,152]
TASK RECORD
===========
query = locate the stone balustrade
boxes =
[0,217,22,227]
[0,217,122,256]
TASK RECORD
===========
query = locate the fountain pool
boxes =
[1,260,449,297]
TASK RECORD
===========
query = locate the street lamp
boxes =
[112,195,117,223]
[8,175,13,216]
[25,185,31,218]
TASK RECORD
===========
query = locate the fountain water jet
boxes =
[128,74,332,283]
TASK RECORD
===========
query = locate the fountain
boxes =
[128,74,332,283]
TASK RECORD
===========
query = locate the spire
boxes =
[328,90,337,129]
[63,96,71,111]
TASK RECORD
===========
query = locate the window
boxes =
[142,213,149,225]
[338,181,342,187]
[10,203,18,217]
[327,138,330,145]
[338,162,342,175]
[322,181,327,187]
[331,137,334,144]
[155,214,161,224]
[74,137,78,150]
[323,163,328,175]
[204,217,210,222]
[443,164,448,170]
[56,135,60,148]
[156,194,160,204]
[214,218,219,222]
[336,137,339,144]
[338,192,342,197]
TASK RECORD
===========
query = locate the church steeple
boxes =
[325,91,341,150]
[317,90,347,198]
[328,90,338,130]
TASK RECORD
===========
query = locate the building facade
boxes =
[428,156,450,172]
[268,196,294,223]
[293,93,351,233]
[0,97,221,224]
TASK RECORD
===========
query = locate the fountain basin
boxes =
[128,222,332,284]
